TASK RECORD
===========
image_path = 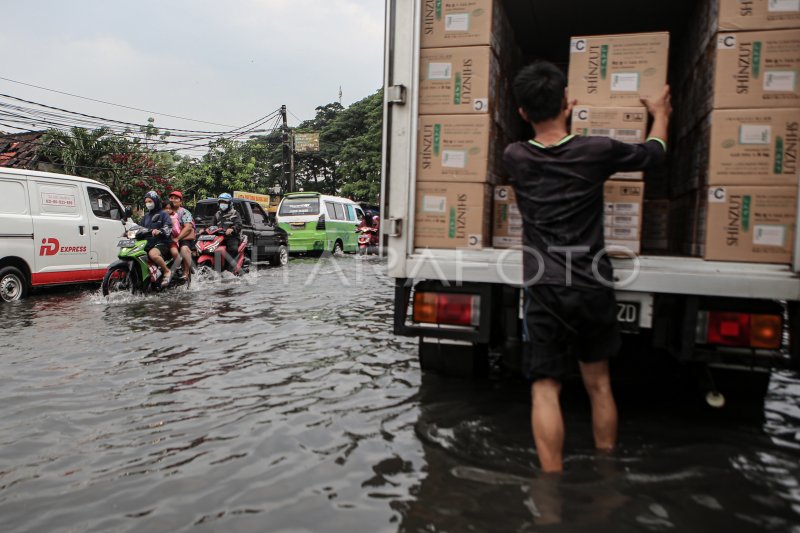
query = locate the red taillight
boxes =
[413,292,480,327]
[700,311,782,350]
[707,312,751,347]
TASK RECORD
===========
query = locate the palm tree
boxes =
[40,127,113,178]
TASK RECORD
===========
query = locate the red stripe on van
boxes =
[31,269,104,286]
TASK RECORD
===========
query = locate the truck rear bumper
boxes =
[394,251,800,301]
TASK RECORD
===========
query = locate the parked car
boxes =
[0,167,129,302]
[194,198,288,266]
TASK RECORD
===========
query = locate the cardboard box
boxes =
[571,106,648,179]
[604,180,645,254]
[567,32,669,107]
[420,0,517,61]
[419,46,502,116]
[709,108,800,186]
[415,182,491,249]
[493,185,522,248]
[704,185,797,263]
[417,114,505,183]
[719,0,800,30]
[714,29,800,109]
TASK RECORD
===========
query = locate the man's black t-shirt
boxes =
[503,135,666,288]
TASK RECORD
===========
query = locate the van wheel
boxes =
[333,240,344,256]
[0,266,27,302]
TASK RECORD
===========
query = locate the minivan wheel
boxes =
[333,240,344,256]
[0,266,28,302]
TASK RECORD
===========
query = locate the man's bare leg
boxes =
[579,360,617,451]
[180,246,192,278]
[148,248,169,276]
[531,378,564,472]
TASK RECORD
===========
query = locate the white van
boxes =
[0,167,129,302]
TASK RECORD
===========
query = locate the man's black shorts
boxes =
[178,239,195,251]
[522,284,621,382]
[145,242,171,259]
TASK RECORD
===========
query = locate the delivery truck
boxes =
[381,0,800,391]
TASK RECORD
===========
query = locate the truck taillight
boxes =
[413,292,480,327]
[698,311,782,350]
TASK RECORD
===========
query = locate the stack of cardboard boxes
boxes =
[414,0,523,249]
[671,0,800,264]
[413,0,799,267]
[567,32,670,254]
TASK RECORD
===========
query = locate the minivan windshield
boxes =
[279,197,320,216]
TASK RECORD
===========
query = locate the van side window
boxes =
[345,204,355,221]
[88,187,123,220]
[0,179,27,214]
[325,201,336,219]
[333,203,345,220]
[355,207,365,222]
[37,182,79,216]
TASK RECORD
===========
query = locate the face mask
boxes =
[145,202,155,211]
[220,203,229,211]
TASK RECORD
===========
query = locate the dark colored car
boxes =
[194,198,289,266]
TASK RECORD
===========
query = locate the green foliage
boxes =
[40,123,175,206]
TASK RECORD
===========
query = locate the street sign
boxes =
[294,132,320,153]
[233,191,271,210]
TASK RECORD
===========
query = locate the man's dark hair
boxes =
[513,61,567,123]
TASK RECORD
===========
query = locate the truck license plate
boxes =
[617,302,640,334]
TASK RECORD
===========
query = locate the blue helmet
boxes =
[218,193,232,202]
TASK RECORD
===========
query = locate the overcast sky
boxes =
[0,0,385,139]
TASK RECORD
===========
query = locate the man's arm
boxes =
[231,211,243,234]
[641,85,671,147]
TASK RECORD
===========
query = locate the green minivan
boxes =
[277,193,365,254]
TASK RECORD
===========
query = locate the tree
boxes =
[40,123,176,207]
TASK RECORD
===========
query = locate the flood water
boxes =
[1,256,799,532]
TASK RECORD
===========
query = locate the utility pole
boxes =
[281,105,293,193]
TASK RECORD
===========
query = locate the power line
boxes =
[0,75,236,128]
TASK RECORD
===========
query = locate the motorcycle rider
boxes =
[169,191,195,281]
[213,193,242,272]
[141,191,172,287]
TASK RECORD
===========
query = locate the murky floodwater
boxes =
[1,256,799,532]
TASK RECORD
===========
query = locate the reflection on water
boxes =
[0,256,798,532]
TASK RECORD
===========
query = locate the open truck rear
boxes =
[380,0,800,393]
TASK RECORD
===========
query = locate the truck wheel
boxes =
[418,339,489,377]
[0,266,28,302]
[271,245,289,267]
[789,302,800,371]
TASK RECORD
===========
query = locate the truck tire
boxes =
[0,266,28,302]
[418,339,489,377]
[789,301,800,371]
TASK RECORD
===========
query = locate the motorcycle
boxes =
[195,225,250,276]
[101,225,187,296]
[357,225,379,255]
